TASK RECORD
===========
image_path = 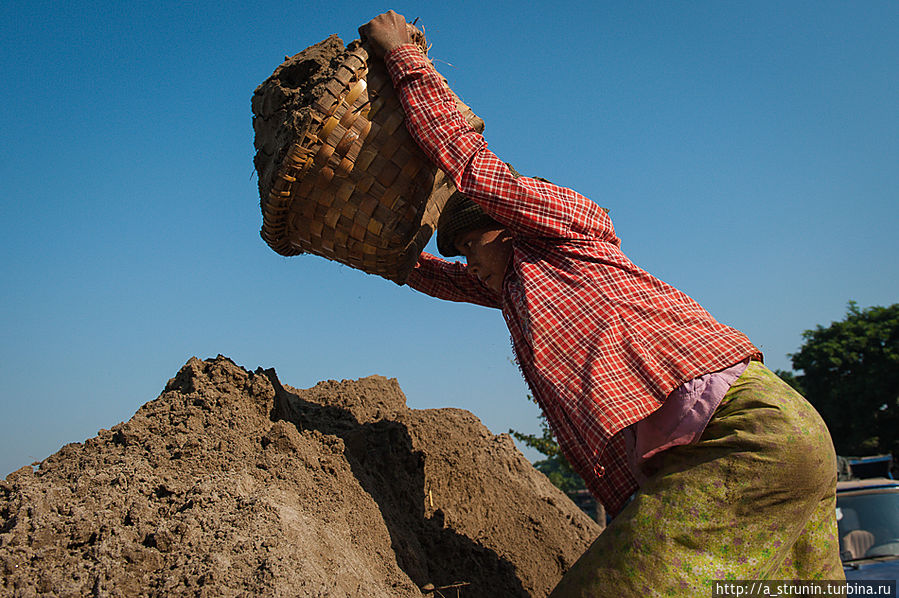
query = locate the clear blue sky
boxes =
[2,1,897,477]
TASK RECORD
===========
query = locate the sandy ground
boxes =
[1,356,600,597]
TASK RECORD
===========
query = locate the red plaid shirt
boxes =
[387,45,761,515]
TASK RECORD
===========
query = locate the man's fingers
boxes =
[358,10,413,57]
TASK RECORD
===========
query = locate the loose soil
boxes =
[251,34,350,207]
[0,356,600,597]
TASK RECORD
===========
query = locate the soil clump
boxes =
[251,34,349,206]
[1,356,600,597]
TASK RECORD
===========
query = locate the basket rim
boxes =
[259,44,371,257]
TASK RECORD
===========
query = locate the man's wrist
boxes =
[384,43,423,62]
[384,43,429,83]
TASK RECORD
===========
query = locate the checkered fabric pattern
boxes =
[387,45,761,516]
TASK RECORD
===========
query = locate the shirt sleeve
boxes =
[384,44,619,247]
[405,252,502,309]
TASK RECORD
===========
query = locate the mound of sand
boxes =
[1,356,600,597]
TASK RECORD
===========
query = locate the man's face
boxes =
[454,227,513,294]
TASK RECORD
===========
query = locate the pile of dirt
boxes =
[0,356,600,597]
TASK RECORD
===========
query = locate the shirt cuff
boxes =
[384,43,430,84]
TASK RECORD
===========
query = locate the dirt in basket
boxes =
[1,355,601,597]
[251,34,359,208]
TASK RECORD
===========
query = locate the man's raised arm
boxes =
[359,11,617,245]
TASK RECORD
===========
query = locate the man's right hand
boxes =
[358,10,414,57]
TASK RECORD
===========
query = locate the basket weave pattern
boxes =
[256,39,483,283]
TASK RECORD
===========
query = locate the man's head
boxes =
[436,191,512,293]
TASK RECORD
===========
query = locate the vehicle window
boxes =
[837,492,899,560]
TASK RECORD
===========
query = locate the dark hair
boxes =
[435,163,523,257]
[435,191,501,257]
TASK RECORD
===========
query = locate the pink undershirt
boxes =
[624,358,750,486]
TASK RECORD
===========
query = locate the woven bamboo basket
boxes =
[252,33,484,283]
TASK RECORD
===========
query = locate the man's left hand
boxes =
[358,10,414,57]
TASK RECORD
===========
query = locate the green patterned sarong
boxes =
[551,362,843,597]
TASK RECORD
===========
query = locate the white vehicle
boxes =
[837,457,899,582]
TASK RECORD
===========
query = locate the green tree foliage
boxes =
[508,397,586,495]
[784,302,899,457]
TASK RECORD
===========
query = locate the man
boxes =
[359,11,842,595]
